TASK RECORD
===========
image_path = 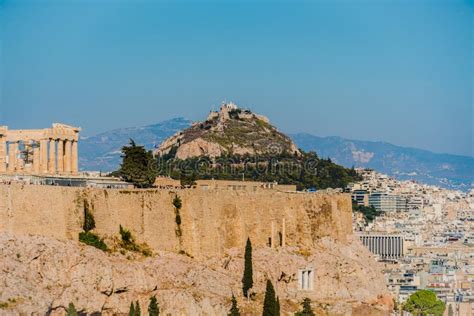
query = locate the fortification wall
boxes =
[0,184,352,258]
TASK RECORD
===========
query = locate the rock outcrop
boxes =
[0,233,392,315]
[154,102,300,160]
[0,184,353,259]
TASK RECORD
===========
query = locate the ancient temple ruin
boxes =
[0,123,80,175]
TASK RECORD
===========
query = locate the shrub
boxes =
[120,225,133,244]
[79,231,108,251]
[66,302,78,316]
[119,225,151,256]
[83,202,96,232]
[172,195,182,210]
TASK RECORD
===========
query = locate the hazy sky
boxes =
[0,0,472,156]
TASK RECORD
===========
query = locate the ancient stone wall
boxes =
[0,184,352,259]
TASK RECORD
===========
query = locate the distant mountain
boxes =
[290,133,473,191]
[79,118,191,172]
[79,118,473,190]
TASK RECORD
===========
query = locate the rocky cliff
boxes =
[0,183,392,315]
[0,184,352,258]
[0,233,392,315]
[154,102,299,160]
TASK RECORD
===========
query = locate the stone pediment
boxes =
[52,123,81,132]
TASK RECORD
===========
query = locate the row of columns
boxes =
[360,235,403,259]
[270,219,286,248]
[0,138,78,175]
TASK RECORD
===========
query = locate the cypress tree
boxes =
[129,302,136,316]
[66,303,78,316]
[242,238,253,297]
[228,294,240,316]
[148,295,160,316]
[275,297,280,316]
[262,279,276,316]
[295,298,315,316]
[135,301,141,316]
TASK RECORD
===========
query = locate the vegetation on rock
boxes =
[66,303,78,316]
[228,294,240,316]
[119,225,151,256]
[242,238,253,298]
[352,203,381,223]
[295,298,315,316]
[173,195,183,238]
[78,207,107,251]
[148,296,160,316]
[155,151,360,190]
[403,290,445,316]
[83,201,95,232]
[78,231,108,251]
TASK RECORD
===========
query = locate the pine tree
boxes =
[148,295,160,316]
[242,237,253,297]
[295,298,315,316]
[228,294,240,316]
[135,301,141,316]
[262,279,277,316]
[129,302,136,316]
[116,139,156,188]
[66,303,78,316]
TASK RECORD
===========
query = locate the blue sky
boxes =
[0,0,472,156]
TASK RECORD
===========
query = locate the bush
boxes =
[119,225,152,256]
[83,202,96,232]
[66,302,78,316]
[172,196,182,210]
[120,225,133,244]
[79,231,108,251]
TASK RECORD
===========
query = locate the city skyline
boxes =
[0,0,472,157]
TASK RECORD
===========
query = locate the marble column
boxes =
[271,221,275,248]
[48,139,56,174]
[17,142,25,172]
[281,218,286,247]
[0,138,6,173]
[40,139,48,174]
[8,142,18,173]
[33,142,40,174]
[71,140,78,174]
[57,140,64,173]
[64,139,72,174]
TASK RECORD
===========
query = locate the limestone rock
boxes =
[0,233,392,315]
[154,102,301,159]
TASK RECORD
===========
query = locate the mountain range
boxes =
[79,117,473,190]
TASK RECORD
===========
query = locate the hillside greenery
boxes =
[352,203,381,223]
[113,139,361,190]
[403,290,445,316]
[155,151,361,190]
